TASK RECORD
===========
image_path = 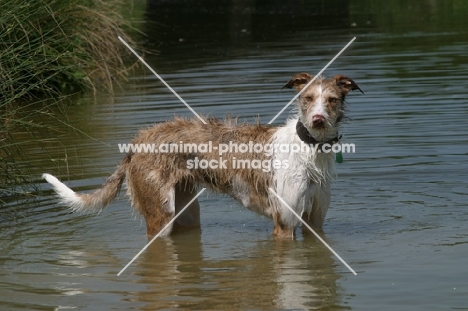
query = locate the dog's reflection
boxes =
[132,229,347,310]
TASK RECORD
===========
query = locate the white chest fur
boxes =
[269,118,335,228]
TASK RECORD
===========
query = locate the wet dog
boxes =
[43,73,362,238]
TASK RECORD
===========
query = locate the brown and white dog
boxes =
[43,73,362,238]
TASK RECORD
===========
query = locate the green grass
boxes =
[0,0,141,200]
[0,0,137,100]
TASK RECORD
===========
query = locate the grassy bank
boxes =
[0,0,136,100]
[1,0,140,200]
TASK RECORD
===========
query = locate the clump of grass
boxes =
[0,0,141,200]
[0,0,137,101]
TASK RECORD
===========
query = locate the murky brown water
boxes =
[2,1,468,310]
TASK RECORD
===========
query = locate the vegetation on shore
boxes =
[1,0,139,200]
[0,0,136,100]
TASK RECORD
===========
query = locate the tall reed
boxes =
[0,0,139,200]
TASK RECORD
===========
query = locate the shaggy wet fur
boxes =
[43,73,362,239]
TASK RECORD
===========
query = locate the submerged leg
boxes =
[173,181,201,229]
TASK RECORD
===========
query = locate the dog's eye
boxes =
[304,96,314,101]
[329,97,339,103]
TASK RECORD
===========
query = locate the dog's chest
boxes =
[269,120,335,213]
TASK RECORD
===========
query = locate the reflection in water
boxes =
[134,230,347,310]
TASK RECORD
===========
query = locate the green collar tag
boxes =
[336,151,343,164]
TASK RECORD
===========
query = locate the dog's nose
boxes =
[312,114,326,125]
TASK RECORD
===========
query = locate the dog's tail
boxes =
[43,154,131,213]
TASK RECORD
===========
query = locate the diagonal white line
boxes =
[117,188,206,276]
[268,37,356,124]
[268,188,357,275]
[118,36,207,124]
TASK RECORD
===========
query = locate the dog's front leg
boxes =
[273,213,295,239]
[302,183,331,232]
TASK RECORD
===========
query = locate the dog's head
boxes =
[283,72,363,139]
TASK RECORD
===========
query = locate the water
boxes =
[2,1,468,310]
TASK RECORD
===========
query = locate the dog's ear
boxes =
[333,75,364,94]
[282,73,313,91]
